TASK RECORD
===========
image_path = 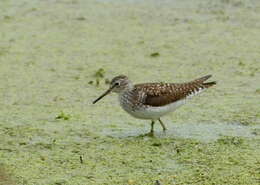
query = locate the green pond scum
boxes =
[0,0,259,184]
[55,111,71,121]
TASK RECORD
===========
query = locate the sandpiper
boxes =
[93,75,216,135]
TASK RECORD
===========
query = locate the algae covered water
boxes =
[0,0,259,184]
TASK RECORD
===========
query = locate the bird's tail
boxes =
[194,75,216,88]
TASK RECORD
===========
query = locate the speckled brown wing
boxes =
[134,75,216,107]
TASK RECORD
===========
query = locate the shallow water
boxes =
[103,122,260,141]
[0,0,260,184]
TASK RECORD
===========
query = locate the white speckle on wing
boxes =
[186,87,204,99]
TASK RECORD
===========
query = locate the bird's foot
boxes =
[143,131,155,137]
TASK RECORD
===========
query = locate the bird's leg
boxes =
[150,120,155,133]
[158,118,167,131]
[142,120,155,137]
[145,120,155,137]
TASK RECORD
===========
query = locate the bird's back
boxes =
[133,75,216,107]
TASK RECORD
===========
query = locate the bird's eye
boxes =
[115,82,120,86]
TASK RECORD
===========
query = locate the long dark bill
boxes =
[92,85,116,104]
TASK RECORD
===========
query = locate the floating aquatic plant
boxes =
[55,111,71,120]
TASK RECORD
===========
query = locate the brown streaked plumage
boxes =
[134,75,215,107]
[93,75,216,135]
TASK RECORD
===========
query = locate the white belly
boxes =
[119,93,186,120]
[118,87,205,120]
